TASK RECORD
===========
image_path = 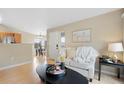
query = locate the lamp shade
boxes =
[108,43,124,52]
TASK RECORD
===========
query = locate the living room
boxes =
[47,8,124,84]
[0,8,124,84]
[0,0,124,92]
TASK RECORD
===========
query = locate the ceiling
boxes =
[0,8,120,35]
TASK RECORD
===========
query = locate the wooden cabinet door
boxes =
[14,33,21,43]
[0,32,6,41]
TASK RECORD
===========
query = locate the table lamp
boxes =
[108,42,124,63]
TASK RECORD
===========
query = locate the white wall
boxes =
[0,44,33,68]
[0,24,35,68]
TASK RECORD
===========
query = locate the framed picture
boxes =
[72,29,91,42]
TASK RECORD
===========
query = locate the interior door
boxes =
[49,32,60,60]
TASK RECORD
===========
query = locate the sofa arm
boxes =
[86,58,96,79]
[88,66,95,79]
[65,58,73,66]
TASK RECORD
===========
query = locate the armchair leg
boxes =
[89,79,92,82]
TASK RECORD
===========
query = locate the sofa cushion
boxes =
[70,61,89,70]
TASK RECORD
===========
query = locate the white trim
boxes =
[0,61,32,71]
[95,69,124,77]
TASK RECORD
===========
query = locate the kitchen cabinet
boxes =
[14,33,21,43]
[0,32,21,43]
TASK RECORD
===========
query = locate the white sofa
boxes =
[65,46,99,82]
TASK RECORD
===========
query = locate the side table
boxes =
[98,57,124,81]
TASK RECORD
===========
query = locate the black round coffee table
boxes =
[36,64,88,84]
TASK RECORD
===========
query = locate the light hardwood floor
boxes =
[0,63,41,84]
[0,56,124,84]
[0,56,50,84]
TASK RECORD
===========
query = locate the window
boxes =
[60,32,65,48]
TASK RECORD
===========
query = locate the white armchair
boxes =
[65,46,99,82]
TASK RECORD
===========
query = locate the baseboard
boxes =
[95,69,124,77]
[0,61,32,70]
